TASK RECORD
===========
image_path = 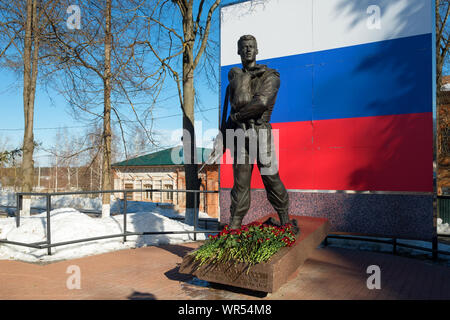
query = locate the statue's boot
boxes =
[260,212,300,235]
[229,214,245,230]
[278,211,300,235]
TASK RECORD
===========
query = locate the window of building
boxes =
[144,184,152,200]
[164,184,173,201]
[442,124,450,157]
[124,183,134,200]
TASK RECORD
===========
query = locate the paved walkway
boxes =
[0,243,449,300]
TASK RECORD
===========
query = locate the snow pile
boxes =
[0,207,208,263]
[438,218,450,235]
[0,190,16,207]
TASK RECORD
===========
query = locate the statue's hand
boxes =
[224,112,244,133]
[229,112,240,123]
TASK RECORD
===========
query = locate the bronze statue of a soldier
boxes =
[224,35,298,233]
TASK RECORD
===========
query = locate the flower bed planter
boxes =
[179,215,329,293]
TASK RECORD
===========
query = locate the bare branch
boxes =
[194,0,220,69]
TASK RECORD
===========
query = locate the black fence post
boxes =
[194,192,198,241]
[123,191,127,243]
[16,193,22,228]
[432,236,438,260]
[46,194,52,256]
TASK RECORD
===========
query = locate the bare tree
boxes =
[437,0,450,89]
[0,146,22,191]
[0,148,22,167]
[42,0,160,216]
[128,125,158,158]
[0,0,60,215]
[136,0,221,225]
[436,0,450,195]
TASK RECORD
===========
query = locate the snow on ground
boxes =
[438,218,450,235]
[0,190,212,219]
[0,191,215,263]
[0,208,209,263]
[0,190,15,208]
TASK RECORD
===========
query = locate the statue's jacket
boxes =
[226,64,281,164]
[227,64,281,128]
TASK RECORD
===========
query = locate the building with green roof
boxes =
[111,146,219,217]
[112,146,213,167]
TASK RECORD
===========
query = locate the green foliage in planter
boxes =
[191,221,297,268]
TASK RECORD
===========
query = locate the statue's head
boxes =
[237,35,258,63]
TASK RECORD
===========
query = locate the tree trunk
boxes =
[55,156,58,192]
[21,0,39,217]
[182,9,200,226]
[102,0,112,218]
[437,0,443,194]
[437,0,441,90]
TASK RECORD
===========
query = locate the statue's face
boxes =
[238,39,258,63]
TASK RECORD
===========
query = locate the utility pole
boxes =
[38,166,40,190]
[55,155,58,192]
[67,167,70,190]
[99,152,103,191]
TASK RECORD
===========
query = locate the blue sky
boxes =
[0,0,241,166]
[0,76,221,167]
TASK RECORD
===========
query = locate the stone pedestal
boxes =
[179,215,329,293]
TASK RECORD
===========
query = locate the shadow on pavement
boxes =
[127,291,157,300]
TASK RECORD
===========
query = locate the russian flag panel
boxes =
[220,0,434,192]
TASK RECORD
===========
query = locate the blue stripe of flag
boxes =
[220,33,432,124]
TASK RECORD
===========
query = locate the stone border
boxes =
[179,215,329,293]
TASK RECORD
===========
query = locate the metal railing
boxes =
[324,234,450,260]
[320,195,450,260]
[2,191,449,260]
[0,189,220,255]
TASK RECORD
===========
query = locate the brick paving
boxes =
[0,243,449,300]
